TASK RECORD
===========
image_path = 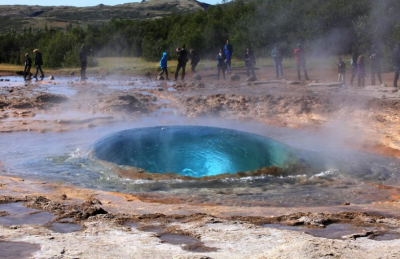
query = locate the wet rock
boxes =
[246,76,257,82]
[230,74,240,81]
[69,71,75,76]
[35,94,68,104]
[285,80,302,85]
[193,74,202,80]
[344,231,375,239]
[157,75,165,81]
[10,102,33,109]
[144,71,151,77]
[308,82,343,87]
[48,75,55,80]
[253,80,281,85]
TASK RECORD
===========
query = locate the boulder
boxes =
[144,71,151,77]
[230,74,240,81]
[48,75,55,80]
[69,71,75,76]
[193,74,202,80]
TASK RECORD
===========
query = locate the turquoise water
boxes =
[92,126,294,177]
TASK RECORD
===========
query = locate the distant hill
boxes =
[0,0,210,34]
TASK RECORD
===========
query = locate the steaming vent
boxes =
[91,126,294,178]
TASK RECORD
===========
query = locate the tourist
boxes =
[217,48,226,80]
[337,56,346,85]
[350,48,359,87]
[294,43,310,80]
[392,43,400,88]
[33,49,44,80]
[244,48,256,79]
[357,55,365,87]
[223,40,233,73]
[190,49,200,73]
[80,45,91,81]
[175,44,188,81]
[23,53,32,81]
[369,44,383,85]
[159,51,169,80]
[271,44,283,78]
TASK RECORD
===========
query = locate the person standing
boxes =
[369,44,383,85]
[357,55,366,87]
[217,48,226,80]
[159,52,169,80]
[175,44,188,81]
[392,43,400,88]
[33,49,44,80]
[80,45,91,81]
[350,48,359,87]
[223,40,233,73]
[294,43,310,80]
[271,44,283,78]
[190,49,200,73]
[337,56,346,85]
[23,53,32,81]
[244,48,256,79]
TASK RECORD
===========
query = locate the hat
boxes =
[24,53,29,57]
[33,49,39,52]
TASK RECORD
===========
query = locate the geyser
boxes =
[92,126,294,178]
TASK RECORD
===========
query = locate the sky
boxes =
[0,0,220,7]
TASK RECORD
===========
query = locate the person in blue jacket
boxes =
[158,52,169,80]
[223,40,233,73]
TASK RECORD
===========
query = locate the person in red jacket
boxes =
[294,43,310,80]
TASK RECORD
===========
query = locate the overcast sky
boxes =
[0,0,220,7]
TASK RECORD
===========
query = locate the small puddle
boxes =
[138,225,165,233]
[370,233,400,241]
[0,203,55,226]
[0,241,40,259]
[159,234,217,253]
[122,222,139,229]
[263,223,380,239]
[50,222,82,233]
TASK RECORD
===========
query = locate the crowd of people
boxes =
[22,40,400,88]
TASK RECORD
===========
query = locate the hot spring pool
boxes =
[91,126,295,178]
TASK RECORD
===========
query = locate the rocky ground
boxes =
[1,66,400,258]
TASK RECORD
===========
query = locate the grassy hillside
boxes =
[0,0,209,33]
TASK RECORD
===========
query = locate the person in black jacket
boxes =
[80,45,92,81]
[216,48,226,80]
[175,44,188,81]
[393,43,400,88]
[369,44,383,85]
[244,48,256,78]
[23,53,32,81]
[33,49,44,79]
